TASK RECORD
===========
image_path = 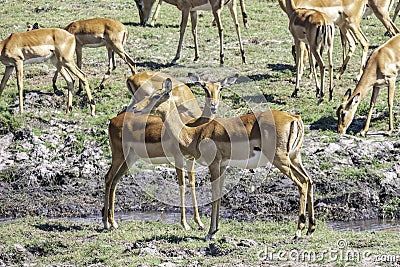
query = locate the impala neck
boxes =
[348,59,379,105]
[161,100,196,149]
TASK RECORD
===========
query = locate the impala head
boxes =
[337,89,360,134]
[134,0,156,26]
[188,73,238,115]
[134,78,174,115]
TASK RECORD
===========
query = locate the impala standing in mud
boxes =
[135,78,315,240]
[103,72,238,231]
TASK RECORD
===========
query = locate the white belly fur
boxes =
[191,2,212,11]
[196,150,270,169]
[24,51,54,64]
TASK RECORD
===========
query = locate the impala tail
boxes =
[317,24,334,53]
[287,115,304,156]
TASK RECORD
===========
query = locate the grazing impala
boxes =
[0,28,95,115]
[279,0,369,80]
[134,0,246,65]
[56,18,137,92]
[286,0,334,103]
[135,78,315,240]
[103,72,238,231]
[337,34,400,137]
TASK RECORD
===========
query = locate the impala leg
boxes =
[63,61,95,116]
[274,156,312,238]
[104,156,130,229]
[52,69,60,94]
[309,44,325,103]
[369,2,399,36]
[0,66,14,97]
[75,45,84,94]
[387,79,395,136]
[98,47,114,90]
[307,45,319,98]
[393,1,400,23]
[337,29,356,79]
[150,0,163,27]
[291,154,315,236]
[239,0,248,29]
[292,40,305,98]
[57,66,75,114]
[190,11,199,62]
[175,159,191,231]
[15,62,24,114]
[346,24,369,80]
[361,86,380,137]
[212,9,224,65]
[327,35,334,101]
[110,40,137,74]
[186,159,204,230]
[228,0,246,64]
[172,8,190,64]
[206,163,226,240]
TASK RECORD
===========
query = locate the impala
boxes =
[135,78,315,240]
[126,71,201,115]
[134,0,246,65]
[286,0,334,103]
[103,72,238,230]
[337,34,400,136]
[55,18,137,92]
[142,0,249,29]
[279,0,369,80]
[0,28,95,115]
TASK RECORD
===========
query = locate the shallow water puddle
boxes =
[328,218,400,232]
[1,212,399,233]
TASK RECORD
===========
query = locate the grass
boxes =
[1,0,400,266]
[0,217,399,266]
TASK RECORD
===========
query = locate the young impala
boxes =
[286,0,335,103]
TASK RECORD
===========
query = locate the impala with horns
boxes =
[337,34,400,137]
[139,0,249,28]
[279,0,369,80]
[103,72,238,230]
[134,78,315,240]
[134,0,246,65]
[0,28,95,115]
[286,0,334,103]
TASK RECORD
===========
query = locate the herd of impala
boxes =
[0,0,399,240]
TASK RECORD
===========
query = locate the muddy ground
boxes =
[0,91,400,225]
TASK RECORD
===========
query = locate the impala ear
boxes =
[163,78,173,94]
[220,74,239,88]
[346,93,360,111]
[188,73,204,87]
[343,89,352,102]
